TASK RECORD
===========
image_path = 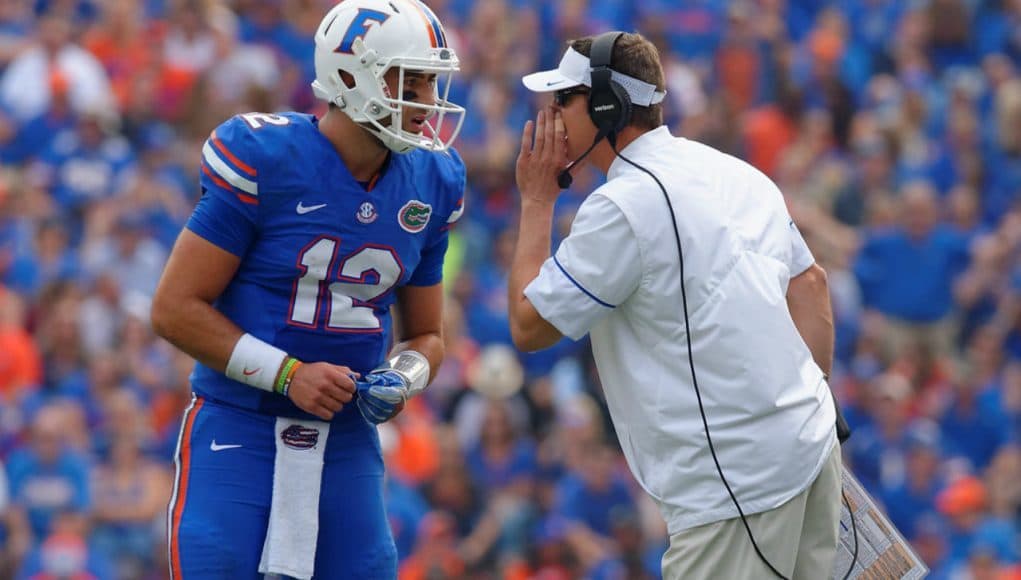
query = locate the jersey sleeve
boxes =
[185,116,262,257]
[407,148,467,286]
[787,215,815,276]
[442,148,467,230]
[524,193,642,340]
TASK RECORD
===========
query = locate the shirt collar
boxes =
[607,126,674,180]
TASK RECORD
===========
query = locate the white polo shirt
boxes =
[525,126,837,534]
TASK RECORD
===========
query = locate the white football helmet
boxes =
[312,0,465,154]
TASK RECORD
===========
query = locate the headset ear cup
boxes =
[587,67,613,133]
[586,31,629,136]
[609,80,631,132]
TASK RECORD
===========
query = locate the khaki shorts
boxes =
[662,445,843,580]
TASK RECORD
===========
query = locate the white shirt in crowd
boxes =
[525,126,838,534]
[0,44,114,122]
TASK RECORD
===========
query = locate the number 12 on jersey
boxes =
[288,236,403,332]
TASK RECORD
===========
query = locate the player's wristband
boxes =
[225,333,288,393]
[385,350,430,397]
[275,357,302,397]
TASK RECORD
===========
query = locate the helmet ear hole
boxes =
[339,70,356,90]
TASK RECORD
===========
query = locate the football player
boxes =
[150,1,465,577]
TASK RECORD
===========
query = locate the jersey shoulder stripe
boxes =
[202,140,258,197]
[201,118,264,201]
[201,165,257,205]
[210,129,257,177]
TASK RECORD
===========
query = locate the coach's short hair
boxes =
[570,33,666,131]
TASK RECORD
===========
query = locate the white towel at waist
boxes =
[258,418,330,580]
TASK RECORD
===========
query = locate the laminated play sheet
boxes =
[831,468,929,580]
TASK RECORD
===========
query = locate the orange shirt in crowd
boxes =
[387,398,440,485]
[0,322,42,401]
[398,511,465,580]
[743,105,798,178]
[716,44,760,113]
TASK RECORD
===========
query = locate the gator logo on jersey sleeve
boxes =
[398,200,432,233]
[281,424,320,450]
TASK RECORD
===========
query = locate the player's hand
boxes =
[516,105,568,205]
[355,371,408,424]
[286,362,357,421]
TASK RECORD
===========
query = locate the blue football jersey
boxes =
[185,112,465,420]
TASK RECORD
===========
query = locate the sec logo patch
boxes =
[357,201,378,224]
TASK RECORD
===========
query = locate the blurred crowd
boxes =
[0,0,1019,578]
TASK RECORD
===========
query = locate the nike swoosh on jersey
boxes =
[296,202,328,214]
[210,441,243,451]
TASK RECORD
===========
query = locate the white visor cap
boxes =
[522,47,666,107]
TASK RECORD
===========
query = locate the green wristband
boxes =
[275,357,299,395]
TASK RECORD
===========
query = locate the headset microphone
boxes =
[557,128,608,189]
[556,164,575,189]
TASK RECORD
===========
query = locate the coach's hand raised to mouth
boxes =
[516,106,568,206]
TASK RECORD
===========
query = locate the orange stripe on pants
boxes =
[170,397,204,579]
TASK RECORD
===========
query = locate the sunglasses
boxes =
[554,86,589,107]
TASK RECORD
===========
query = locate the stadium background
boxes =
[0,0,1019,578]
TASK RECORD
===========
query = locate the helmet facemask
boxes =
[365,48,465,154]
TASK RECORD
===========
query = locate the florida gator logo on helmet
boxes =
[398,200,432,233]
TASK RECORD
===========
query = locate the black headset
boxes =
[556,31,633,189]
[564,31,859,580]
[587,31,632,140]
